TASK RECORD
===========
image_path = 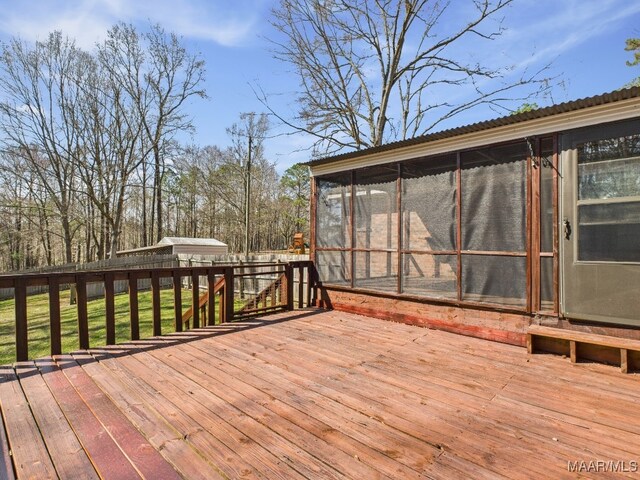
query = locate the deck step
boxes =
[527,325,640,373]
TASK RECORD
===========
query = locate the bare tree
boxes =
[268,0,550,155]
[226,113,270,254]
[102,23,207,243]
[0,32,85,263]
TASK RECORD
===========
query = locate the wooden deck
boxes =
[1,309,639,479]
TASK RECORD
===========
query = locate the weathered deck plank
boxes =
[0,365,57,479]
[35,358,144,479]
[0,309,639,479]
[14,362,97,480]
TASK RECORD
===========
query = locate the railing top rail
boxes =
[0,261,314,288]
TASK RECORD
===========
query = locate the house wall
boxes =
[311,107,640,341]
[316,285,640,345]
[316,286,531,346]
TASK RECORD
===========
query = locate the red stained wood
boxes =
[48,277,62,356]
[207,272,216,326]
[329,301,526,346]
[2,310,640,479]
[529,137,539,312]
[0,366,56,479]
[128,274,140,341]
[0,388,14,480]
[223,268,234,323]
[151,271,161,336]
[76,275,89,350]
[55,355,181,480]
[552,133,560,313]
[35,358,143,479]
[14,279,28,361]
[14,362,98,479]
[104,273,116,345]
[173,272,183,332]
[191,273,200,329]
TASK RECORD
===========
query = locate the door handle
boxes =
[563,219,572,240]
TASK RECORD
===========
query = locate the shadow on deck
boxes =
[1,308,639,479]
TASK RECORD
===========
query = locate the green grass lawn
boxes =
[0,288,231,365]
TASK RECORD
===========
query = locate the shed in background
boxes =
[117,237,228,257]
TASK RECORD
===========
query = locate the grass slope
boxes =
[0,288,226,365]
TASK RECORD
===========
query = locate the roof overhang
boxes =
[308,88,640,177]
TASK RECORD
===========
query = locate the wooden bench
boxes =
[527,325,640,373]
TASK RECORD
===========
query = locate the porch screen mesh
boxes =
[354,251,397,292]
[540,138,554,253]
[461,255,526,307]
[461,143,527,252]
[315,250,350,285]
[540,256,554,310]
[401,155,457,251]
[354,166,398,249]
[316,174,351,248]
[401,253,457,299]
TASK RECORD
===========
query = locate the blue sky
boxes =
[0,0,639,172]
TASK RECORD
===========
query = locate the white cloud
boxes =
[0,0,263,48]
[499,0,640,71]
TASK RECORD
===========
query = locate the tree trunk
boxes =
[154,145,163,242]
[142,165,148,246]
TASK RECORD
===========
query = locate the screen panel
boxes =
[401,253,457,299]
[461,143,527,252]
[461,255,527,307]
[354,250,397,292]
[316,174,351,248]
[354,166,398,250]
[315,250,350,285]
[401,155,457,252]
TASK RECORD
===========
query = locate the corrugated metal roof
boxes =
[305,86,640,167]
[158,237,227,247]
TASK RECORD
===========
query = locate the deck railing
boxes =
[0,260,315,362]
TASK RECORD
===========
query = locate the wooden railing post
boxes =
[297,264,304,309]
[15,278,28,361]
[224,267,234,323]
[76,275,89,350]
[306,262,314,307]
[173,272,183,332]
[104,273,116,345]
[309,262,318,307]
[129,273,140,341]
[49,277,61,356]
[151,271,161,337]
[191,271,200,329]
[207,271,216,326]
[286,263,294,311]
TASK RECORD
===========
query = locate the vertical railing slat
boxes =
[224,267,234,323]
[49,277,61,356]
[104,273,116,345]
[285,264,294,311]
[219,283,225,324]
[129,274,140,341]
[15,279,28,361]
[192,272,200,329]
[76,275,89,350]
[151,271,161,337]
[306,263,313,307]
[173,272,183,332]
[207,271,216,326]
[297,265,304,309]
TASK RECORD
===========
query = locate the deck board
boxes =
[0,309,639,479]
